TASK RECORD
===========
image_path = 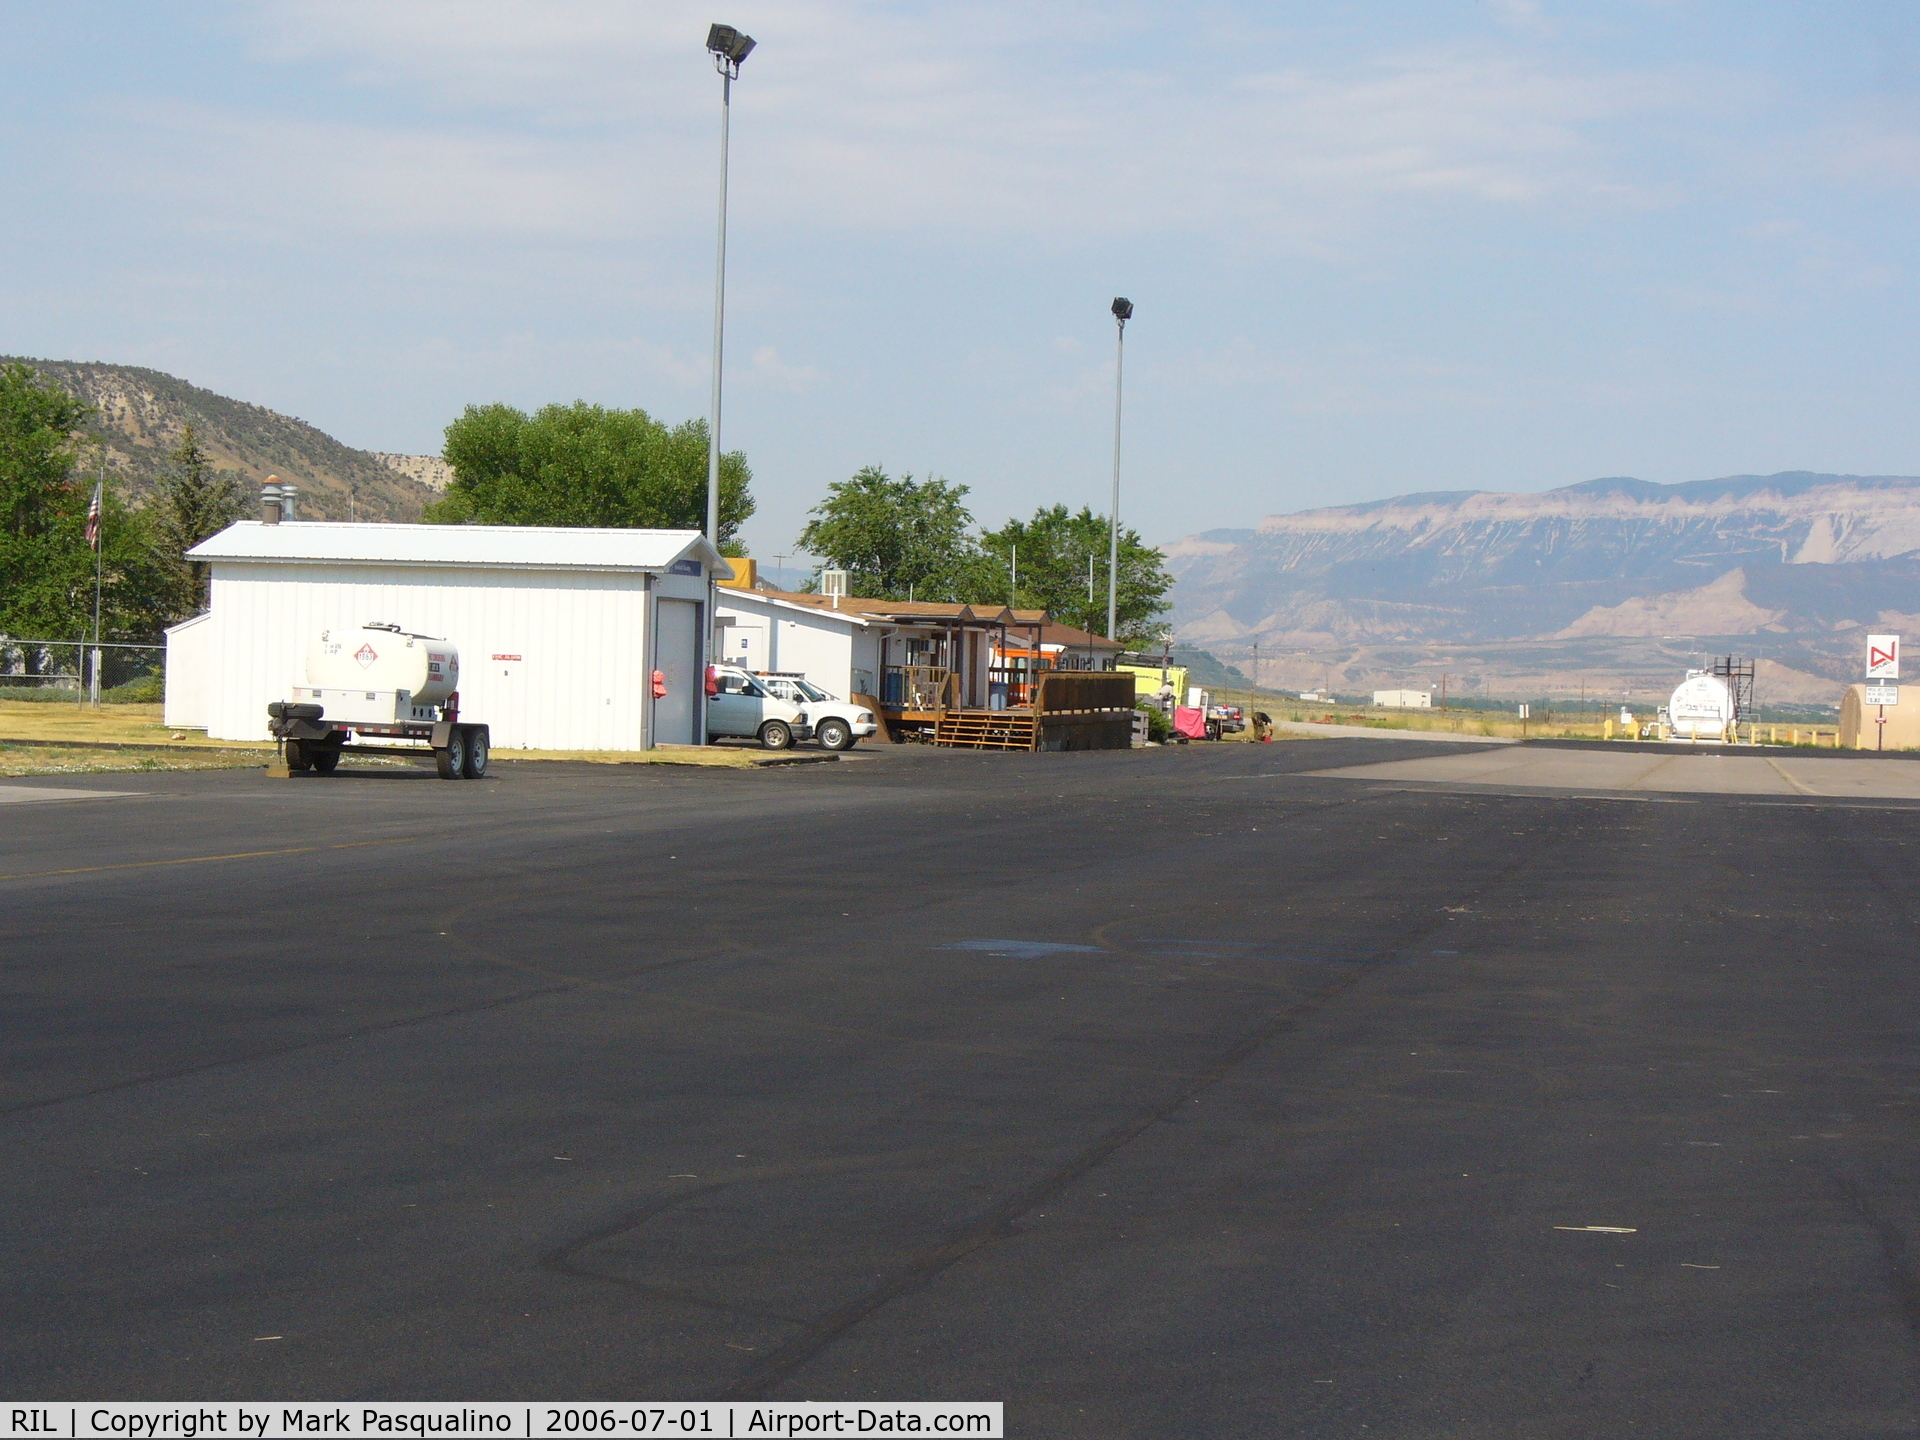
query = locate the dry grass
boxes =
[0,742,269,778]
[0,701,772,769]
[0,700,254,748]
[1196,691,1844,746]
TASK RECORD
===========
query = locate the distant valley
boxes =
[1164,474,1920,705]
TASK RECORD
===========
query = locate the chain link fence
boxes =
[0,638,166,705]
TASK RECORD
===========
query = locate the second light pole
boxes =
[1106,296,1133,643]
[704,23,755,546]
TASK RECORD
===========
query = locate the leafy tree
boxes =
[977,504,1173,645]
[796,467,988,601]
[0,363,172,668]
[151,422,245,614]
[426,401,754,545]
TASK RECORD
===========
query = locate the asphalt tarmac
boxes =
[4,738,1919,1437]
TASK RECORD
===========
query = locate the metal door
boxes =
[653,599,700,746]
[489,652,526,747]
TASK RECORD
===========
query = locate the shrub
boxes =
[102,670,163,703]
[1136,702,1172,742]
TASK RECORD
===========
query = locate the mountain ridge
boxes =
[1165,471,1920,703]
[4,357,438,523]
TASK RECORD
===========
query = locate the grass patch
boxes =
[0,742,268,778]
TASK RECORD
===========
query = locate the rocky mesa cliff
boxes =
[1165,473,1920,703]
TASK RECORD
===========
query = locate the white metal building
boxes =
[1372,689,1433,710]
[712,588,878,697]
[168,520,726,750]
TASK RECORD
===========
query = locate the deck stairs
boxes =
[932,709,1038,751]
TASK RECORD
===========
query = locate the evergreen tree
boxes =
[151,422,245,614]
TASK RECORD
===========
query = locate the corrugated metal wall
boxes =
[162,613,214,729]
[204,563,658,750]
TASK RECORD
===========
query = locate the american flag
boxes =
[85,481,102,549]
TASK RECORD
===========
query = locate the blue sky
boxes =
[5,2,1920,559]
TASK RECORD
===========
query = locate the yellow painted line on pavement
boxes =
[0,835,419,882]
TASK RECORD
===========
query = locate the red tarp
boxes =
[1174,706,1208,739]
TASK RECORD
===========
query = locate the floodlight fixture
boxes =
[707,23,755,72]
[1111,297,1134,323]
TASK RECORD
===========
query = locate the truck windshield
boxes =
[792,681,833,701]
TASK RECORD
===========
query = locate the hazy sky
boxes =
[5,2,1920,558]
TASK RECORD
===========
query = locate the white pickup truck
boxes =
[706,666,880,750]
[754,672,880,750]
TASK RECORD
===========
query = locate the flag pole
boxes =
[90,448,105,707]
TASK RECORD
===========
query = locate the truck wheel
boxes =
[436,728,468,779]
[284,740,312,773]
[759,720,793,751]
[460,725,489,778]
[308,746,340,775]
[816,718,852,751]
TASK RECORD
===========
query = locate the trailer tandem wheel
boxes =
[460,725,489,779]
[435,727,468,780]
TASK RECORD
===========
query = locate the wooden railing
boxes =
[1034,671,1135,716]
[882,665,956,712]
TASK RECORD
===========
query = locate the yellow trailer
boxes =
[1117,663,1188,702]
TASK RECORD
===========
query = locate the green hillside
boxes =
[4,357,437,522]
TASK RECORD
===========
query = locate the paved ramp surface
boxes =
[0,783,137,804]
[1311,743,1920,798]
[1277,720,1518,744]
[4,740,1920,1434]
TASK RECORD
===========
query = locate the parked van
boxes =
[707,665,815,750]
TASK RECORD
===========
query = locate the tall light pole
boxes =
[1106,297,1132,643]
[704,23,755,547]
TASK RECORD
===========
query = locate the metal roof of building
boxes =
[763,591,1038,626]
[188,521,728,573]
[713,588,873,627]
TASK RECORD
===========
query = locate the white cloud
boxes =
[747,345,823,392]
[166,0,1697,251]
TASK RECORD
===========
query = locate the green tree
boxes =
[151,422,245,614]
[426,401,754,545]
[0,363,172,667]
[796,467,987,601]
[977,504,1173,645]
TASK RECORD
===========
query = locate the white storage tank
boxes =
[1667,671,1734,741]
[305,624,459,706]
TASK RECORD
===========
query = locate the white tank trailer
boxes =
[1666,671,1737,742]
[265,623,491,779]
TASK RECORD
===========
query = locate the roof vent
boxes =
[260,478,283,525]
[820,569,849,610]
